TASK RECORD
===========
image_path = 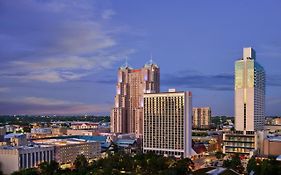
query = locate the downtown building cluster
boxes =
[110,61,195,158]
[111,48,281,159]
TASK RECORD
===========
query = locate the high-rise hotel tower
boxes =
[110,61,160,137]
[235,47,265,131]
[143,90,192,158]
[223,48,265,155]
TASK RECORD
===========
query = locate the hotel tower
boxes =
[143,90,192,158]
[223,47,266,155]
[235,47,265,131]
[110,60,160,137]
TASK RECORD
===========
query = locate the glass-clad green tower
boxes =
[235,48,265,131]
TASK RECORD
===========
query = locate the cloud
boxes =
[0,1,134,83]
[1,48,134,83]
[162,72,233,91]
[160,70,281,91]
[0,87,10,93]
[102,9,116,19]
[0,97,111,115]
[23,97,74,106]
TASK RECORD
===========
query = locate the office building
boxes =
[234,47,265,131]
[223,47,266,156]
[143,89,192,158]
[0,145,55,175]
[193,107,211,129]
[111,60,160,137]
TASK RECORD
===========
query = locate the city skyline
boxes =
[1,1,281,116]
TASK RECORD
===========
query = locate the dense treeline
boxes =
[247,157,281,175]
[11,152,194,175]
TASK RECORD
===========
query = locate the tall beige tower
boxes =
[235,47,265,131]
[193,107,211,129]
[110,60,160,137]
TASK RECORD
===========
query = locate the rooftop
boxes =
[0,144,53,150]
[267,136,281,142]
[4,133,25,139]
[33,138,95,146]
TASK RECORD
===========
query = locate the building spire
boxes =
[120,56,132,69]
[144,53,159,68]
[125,56,128,67]
[150,53,153,65]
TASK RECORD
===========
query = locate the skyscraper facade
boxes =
[143,90,192,158]
[110,61,160,137]
[223,47,266,156]
[192,107,211,129]
[235,47,265,131]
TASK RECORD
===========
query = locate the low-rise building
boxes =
[70,122,99,130]
[223,131,257,156]
[33,138,101,164]
[263,136,281,156]
[0,127,5,142]
[67,129,98,136]
[51,127,68,136]
[264,125,281,133]
[4,133,28,146]
[31,128,52,135]
[5,125,16,133]
[0,145,55,175]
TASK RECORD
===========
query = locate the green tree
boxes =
[174,158,194,175]
[39,160,60,175]
[215,151,225,160]
[223,154,243,173]
[247,158,257,174]
[74,154,89,174]
[11,168,39,175]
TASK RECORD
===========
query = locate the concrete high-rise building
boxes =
[111,61,160,137]
[193,107,211,129]
[235,47,265,131]
[143,90,192,158]
[223,47,266,156]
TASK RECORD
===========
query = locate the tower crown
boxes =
[243,47,256,60]
[144,55,159,68]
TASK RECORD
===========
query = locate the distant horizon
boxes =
[1,1,281,116]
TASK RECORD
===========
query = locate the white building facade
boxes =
[143,90,192,158]
[0,145,55,175]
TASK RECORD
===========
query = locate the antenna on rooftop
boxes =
[150,53,153,65]
[125,56,128,67]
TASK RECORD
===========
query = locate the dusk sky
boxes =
[0,0,281,116]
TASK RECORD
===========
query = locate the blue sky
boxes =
[0,0,281,116]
